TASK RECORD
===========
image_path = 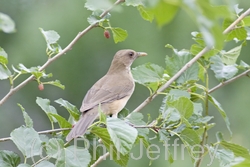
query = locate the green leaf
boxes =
[168,89,190,100]
[17,64,44,79]
[18,104,33,128]
[46,138,64,158]
[55,146,91,167]
[135,136,155,165]
[36,97,58,123]
[0,12,15,33]
[190,31,218,59]
[107,118,138,155]
[84,133,102,165]
[87,10,111,25]
[47,113,72,135]
[137,5,154,22]
[126,112,149,138]
[40,28,61,53]
[221,45,242,65]
[55,98,80,121]
[85,0,112,11]
[234,4,243,15]
[17,164,31,167]
[40,28,60,45]
[111,27,128,43]
[0,150,20,167]
[198,63,206,82]
[210,147,234,167]
[118,108,130,119]
[98,104,107,123]
[10,126,42,158]
[216,132,224,142]
[190,41,218,60]
[179,128,201,160]
[132,63,165,86]
[160,89,190,122]
[223,19,247,41]
[35,161,55,167]
[208,95,232,136]
[165,49,199,84]
[243,16,250,26]
[210,55,238,81]
[158,129,170,142]
[150,0,178,27]
[241,60,250,68]
[18,64,36,73]
[168,97,194,119]
[233,159,250,167]
[45,80,65,90]
[0,47,8,65]
[91,126,129,166]
[0,64,11,80]
[220,141,250,160]
[124,0,144,7]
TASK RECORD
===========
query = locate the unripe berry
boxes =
[38,83,44,91]
[104,30,110,39]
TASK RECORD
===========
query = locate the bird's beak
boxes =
[137,52,147,57]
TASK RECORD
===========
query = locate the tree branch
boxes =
[132,7,250,113]
[132,46,211,113]
[0,128,71,142]
[223,8,250,34]
[0,0,125,106]
[90,152,110,167]
[208,69,250,93]
[92,7,250,167]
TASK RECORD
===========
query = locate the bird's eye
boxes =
[128,52,134,57]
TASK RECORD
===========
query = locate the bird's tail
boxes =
[66,111,97,141]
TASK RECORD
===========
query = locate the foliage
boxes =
[1,0,250,167]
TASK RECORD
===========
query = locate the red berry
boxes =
[38,83,44,91]
[104,30,110,39]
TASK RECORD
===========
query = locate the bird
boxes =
[66,49,147,141]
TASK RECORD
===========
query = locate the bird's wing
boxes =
[80,75,134,112]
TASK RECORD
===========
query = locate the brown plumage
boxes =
[66,49,147,141]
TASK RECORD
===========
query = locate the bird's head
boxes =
[109,49,147,73]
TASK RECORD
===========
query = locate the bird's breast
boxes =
[103,95,131,116]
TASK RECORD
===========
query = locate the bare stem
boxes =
[90,152,110,167]
[0,0,125,106]
[209,69,250,93]
[132,7,250,113]
[223,8,250,34]
[0,128,71,142]
[132,46,211,113]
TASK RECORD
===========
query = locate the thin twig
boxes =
[208,69,250,93]
[0,0,125,106]
[223,8,250,34]
[132,46,211,113]
[132,7,250,113]
[31,155,50,167]
[0,128,71,142]
[90,152,110,167]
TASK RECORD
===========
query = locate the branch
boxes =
[0,0,125,106]
[0,128,71,142]
[208,69,250,93]
[132,46,211,113]
[223,8,250,34]
[90,152,110,167]
[132,7,250,113]
[80,7,250,167]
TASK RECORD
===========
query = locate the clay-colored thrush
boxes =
[66,49,147,141]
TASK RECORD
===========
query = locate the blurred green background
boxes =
[0,0,250,166]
